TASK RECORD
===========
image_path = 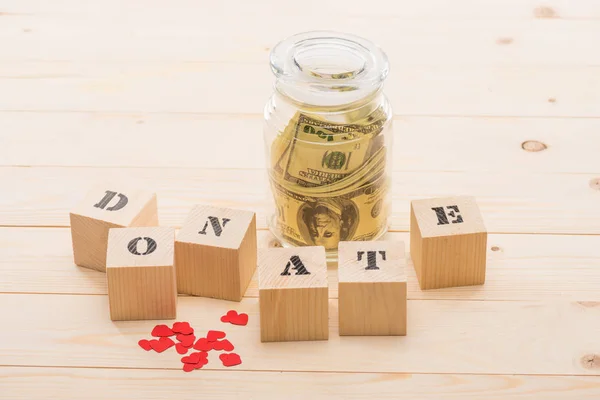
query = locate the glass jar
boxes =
[263,31,393,259]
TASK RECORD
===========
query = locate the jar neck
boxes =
[270,31,389,111]
[274,82,385,115]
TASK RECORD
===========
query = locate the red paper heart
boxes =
[220,310,248,326]
[175,343,189,355]
[206,330,226,342]
[172,321,194,335]
[219,353,242,367]
[150,337,175,353]
[176,334,196,348]
[138,339,152,351]
[151,324,174,337]
[212,339,234,352]
[220,310,238,323]
[182,363,195,372]
[195,358,208,369]
[230,313,249,326]
[181,351,208,365]
[193,337,212,351]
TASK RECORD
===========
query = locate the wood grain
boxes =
[1,293,599,375]
[2,113,599,174]
[3,0,600,20]
[411,197,487,290]
[258,247,329,342]
[0,0,598,395]
[3,228,598,302]
[106,227,176,321]
[1,18,600,65]
[69,185,158,271]
[338,241,407,336]
[0,63,598,116]
[2,367,600,400]
[175,206,257,301]
[2,167,599,234]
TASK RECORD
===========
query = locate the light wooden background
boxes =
[1,1,600,398]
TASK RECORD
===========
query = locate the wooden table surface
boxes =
[1,1,600,398]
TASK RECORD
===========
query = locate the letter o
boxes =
[127,237,157,256]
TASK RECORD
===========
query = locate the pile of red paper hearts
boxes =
[138,310,248,372]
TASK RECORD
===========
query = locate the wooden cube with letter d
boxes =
[410,196,487,290]
[69,183,158,272]
[338,240,407,336]
[258,246,329,342]
[174,205,257,301]
[106,227,176,321]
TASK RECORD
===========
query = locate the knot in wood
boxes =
[521,140,547,152]
[581,354,600,370]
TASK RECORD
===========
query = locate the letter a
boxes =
[281,255,311,276]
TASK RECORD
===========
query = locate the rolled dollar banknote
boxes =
[269,173,389,251]
[268,108,391,251]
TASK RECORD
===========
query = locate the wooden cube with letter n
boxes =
[69,184,158,272]
[258,246,328,342]
[175,205,257,301]
[338,240,407,336]
[106,227,177,321]
[410,196,487,290]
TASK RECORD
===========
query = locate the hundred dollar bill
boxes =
[279,112,386,188]
[273,145,387,199]
[269,172,390,251]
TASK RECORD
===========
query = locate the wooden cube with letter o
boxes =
[338,240,407,336]
[258,246,329,342]
[106,227,177,321]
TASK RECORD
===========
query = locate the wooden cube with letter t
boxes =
[258,246,329,342]
[174,205,257,301]
[338,240,407,336]
[69,184,158,272]
[106,227,176,321]
[410,196,487,290]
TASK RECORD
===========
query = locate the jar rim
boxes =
[270,31,389,106]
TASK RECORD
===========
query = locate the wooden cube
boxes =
[410,196,487,290]
[258,246,328,342]
[69,184,158,272]
[106,227,177,321]
[338,240,407,336]
[174,205,257,301]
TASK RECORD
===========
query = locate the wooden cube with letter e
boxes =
[258,246,328,342]
[338,240,407,336]
[410,196,487,290]
[174,205,257,301]
[106,227,176,321]
[69,184,158,272]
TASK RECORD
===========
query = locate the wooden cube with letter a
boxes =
[258,246,328,342]
[106,227,176,321]
[410,196,487,290]
[69,184,158,272]
[338,240,407,336]
[175,205,257,301]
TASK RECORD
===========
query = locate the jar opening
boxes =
[270,31,389,108]
[293,38,368,80]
